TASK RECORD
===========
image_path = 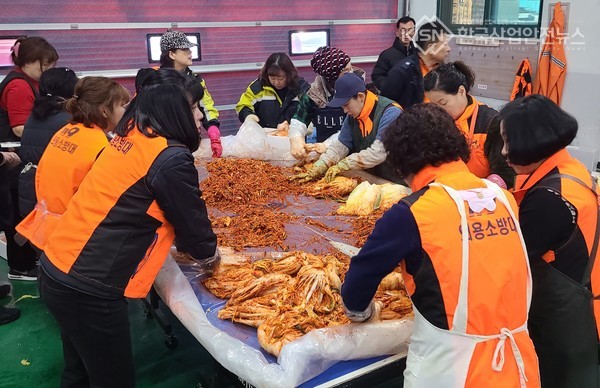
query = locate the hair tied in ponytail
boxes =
[10,42,20,57]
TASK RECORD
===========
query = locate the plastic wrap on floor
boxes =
[155,255,412,388]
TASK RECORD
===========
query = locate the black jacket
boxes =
[379,54,424,109]
[0,156,12,230]
[18,111,71,216]
[372,38,416,90]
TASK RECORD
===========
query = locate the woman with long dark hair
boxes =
[37,74,218,388]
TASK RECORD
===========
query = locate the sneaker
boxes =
[8,267,39,281]
[0,306,21,324]
[0,284,10,298]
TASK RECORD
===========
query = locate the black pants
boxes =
[39,270,135,388]
[6,187,37,271]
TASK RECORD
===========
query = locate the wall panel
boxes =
[0,1,397,135]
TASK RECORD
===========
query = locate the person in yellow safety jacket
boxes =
[341,103,541,388]
[38,81,218,388]
[290,72,402,184]
[16,77,130,253]
[158,29,222,157]
[499,94,600,388]
[235,52,310,132]
[534,2,567,106]
[510,58,533,101]
[424,61,515,189]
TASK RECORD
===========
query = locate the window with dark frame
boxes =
[288,29,330,56]
[437,0,543,38]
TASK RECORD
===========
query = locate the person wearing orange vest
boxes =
[16,77,130,255]
[341,103,540,387]
[499,95,600,387]
[424,61,515,189]
[38,79,218,387]
[290,73,402,184]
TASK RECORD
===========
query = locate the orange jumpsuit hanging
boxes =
[534,2,567,105]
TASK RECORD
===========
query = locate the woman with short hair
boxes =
[341,103,540,387]
[500,94,600,388]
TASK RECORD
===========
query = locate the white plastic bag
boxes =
[221,120,269,159]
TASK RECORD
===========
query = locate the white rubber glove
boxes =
[245,114,260,123]
[290,136,307,160]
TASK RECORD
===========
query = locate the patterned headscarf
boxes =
[310,46,351,83]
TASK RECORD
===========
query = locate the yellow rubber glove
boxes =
[324,159,351,182]
[289,160,328,183]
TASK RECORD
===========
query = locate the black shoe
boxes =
[8,267,39,281]
[0,284,10,298]
[0,306,20,324]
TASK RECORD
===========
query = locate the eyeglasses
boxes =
[400,28,415,34]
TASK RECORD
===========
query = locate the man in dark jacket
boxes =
[380,21,450,109]
[371,16,416,90]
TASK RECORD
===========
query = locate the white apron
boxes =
[403,181,533,388]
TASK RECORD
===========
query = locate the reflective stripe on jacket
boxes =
[534,3,567,105]
[235,78,309,129]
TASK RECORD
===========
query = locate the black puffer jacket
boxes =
[372,38,416,90]
[379,54,424,109]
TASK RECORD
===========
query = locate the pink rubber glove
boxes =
[486,173,507,190]
[207,125,222,158]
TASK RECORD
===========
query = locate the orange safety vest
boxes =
[514,148,600,336]
[534,2,567,105]
[401,161,540,387]
[454,96,498,179]
[16,122,109,249]
[510,58,533,101]
[42,127,178,298]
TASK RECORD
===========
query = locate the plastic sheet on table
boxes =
[158,158,412,386]
[156,254,412,388]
